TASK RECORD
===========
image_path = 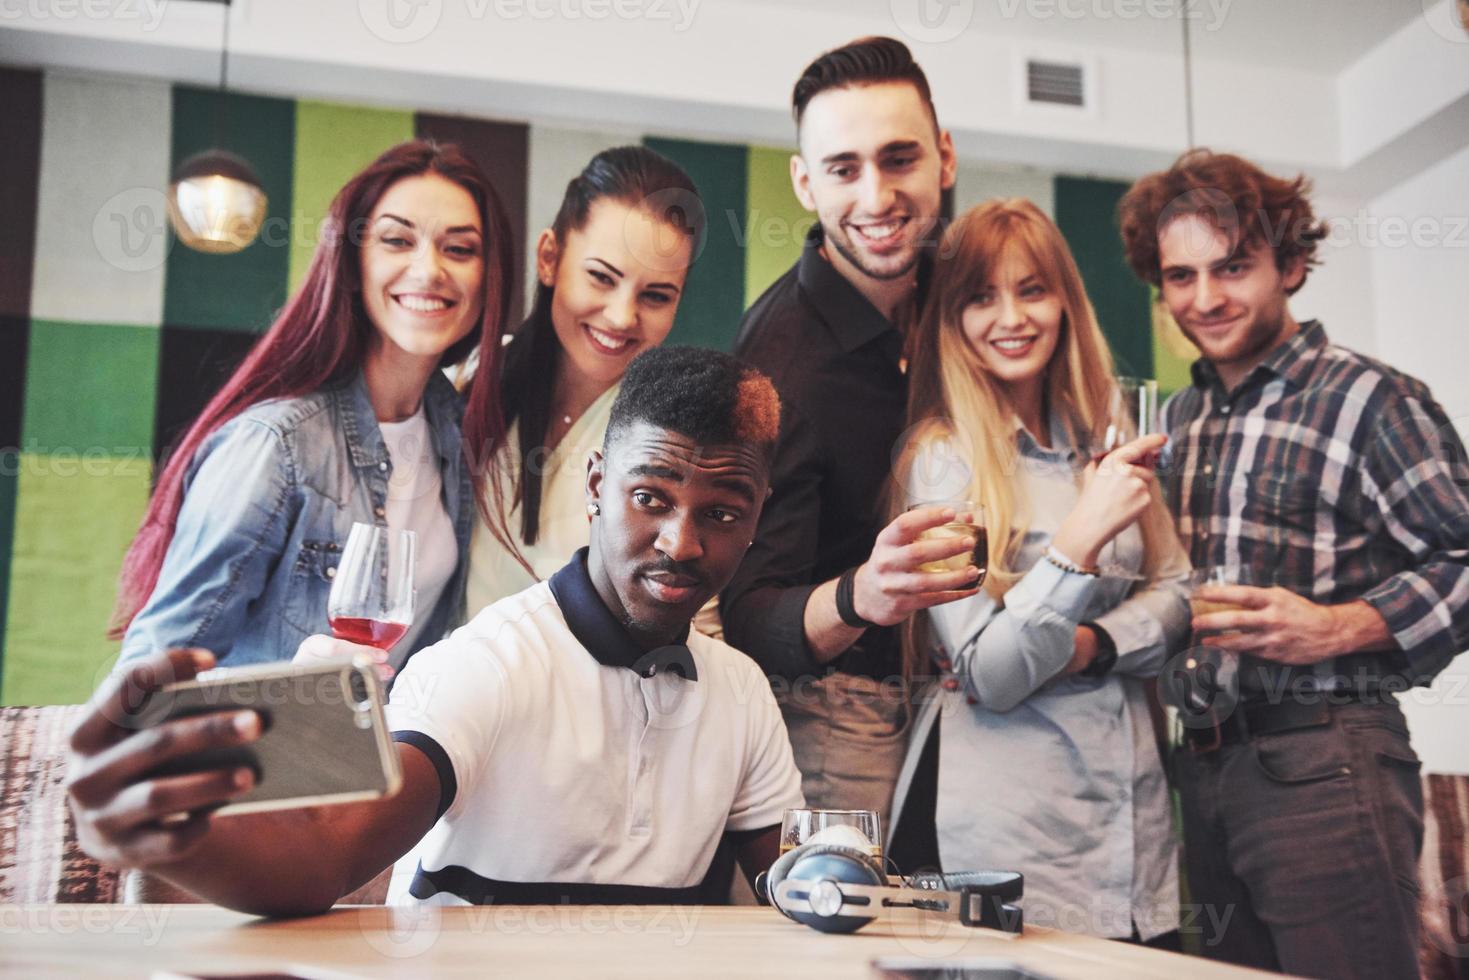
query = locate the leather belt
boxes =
[1182,691,1379,753]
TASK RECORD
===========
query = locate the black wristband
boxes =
[835,567,878,630]
[1079,622,1119,678]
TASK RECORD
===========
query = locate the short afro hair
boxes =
[605,346,780,462]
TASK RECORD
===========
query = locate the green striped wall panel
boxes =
[744,145,810,309]
[163,87,296,333]
[0,67,42,320]
[1053,176,1154,378]
[21,321,160,457]
[288,101,415,293]
[1152,288,1199,397]
[0,471,16,696]
[644,137,747,351]
[953,162,1055,219]
[31,73,171,327]
[3,454,150,705]
[7,319,159,704]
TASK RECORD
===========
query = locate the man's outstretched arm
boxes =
[66,648,440,917]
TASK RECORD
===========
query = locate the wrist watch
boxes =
[1079,622,1118,678]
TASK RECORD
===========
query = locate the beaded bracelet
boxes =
[1044,546,1099,577]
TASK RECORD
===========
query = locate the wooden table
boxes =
[2,904,1279,979]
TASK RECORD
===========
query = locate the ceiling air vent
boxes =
[1025,59,1086,108]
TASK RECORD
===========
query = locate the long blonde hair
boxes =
[896,198,1175,677]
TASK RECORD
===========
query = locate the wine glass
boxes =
[1093,377,1159,580]
[327,522,416,652]
[907,500,987,589]
[1093,376,1160,464]
[779,808,883,860]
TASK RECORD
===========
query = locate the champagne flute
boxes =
[327,522,416,652]
[1093,377,1159,580]
[1092,376,1160,465]
[907,500,987,588]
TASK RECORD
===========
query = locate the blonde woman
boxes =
[886,199,1189,946]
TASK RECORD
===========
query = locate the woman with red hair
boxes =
[113,139,514,671]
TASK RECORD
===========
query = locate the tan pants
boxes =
[776,672,911,839]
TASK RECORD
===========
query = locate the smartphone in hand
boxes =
[142,656,402,816]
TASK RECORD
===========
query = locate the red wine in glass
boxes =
[328,616,410,650]
[327,522,416,655]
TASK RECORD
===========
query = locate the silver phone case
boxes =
[153,656,403,816]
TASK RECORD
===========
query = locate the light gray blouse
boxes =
[889,415,1189,940]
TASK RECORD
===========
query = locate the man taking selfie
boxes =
[66,347,803,913]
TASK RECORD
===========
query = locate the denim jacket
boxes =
[120,370,472,667]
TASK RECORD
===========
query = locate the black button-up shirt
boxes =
[721,226,911,681]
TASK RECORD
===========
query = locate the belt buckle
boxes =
[1182,706,1224,754]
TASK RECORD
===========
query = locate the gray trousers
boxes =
[1173,699,1424,979]
[777,671,911,839]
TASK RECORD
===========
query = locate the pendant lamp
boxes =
[166,0,266,254]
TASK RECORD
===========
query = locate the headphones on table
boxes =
[754,841,1025,936]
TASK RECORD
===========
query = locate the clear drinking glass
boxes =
[907,500,987,588]
[326,522,416,651]
[779,808,883,860]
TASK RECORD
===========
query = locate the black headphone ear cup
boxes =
[772,843,886,934]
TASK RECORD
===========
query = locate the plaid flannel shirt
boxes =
[1162,321,1469,693]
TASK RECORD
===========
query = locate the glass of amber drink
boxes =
[908,501,987,588]
[779,808,883,860]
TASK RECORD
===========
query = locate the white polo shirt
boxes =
[384,548,804,905]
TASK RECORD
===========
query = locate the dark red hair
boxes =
[111,139,513,637]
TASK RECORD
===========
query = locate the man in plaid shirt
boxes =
[1119,150,1469,979]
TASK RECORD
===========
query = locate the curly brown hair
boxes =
[1118,149,1326,296]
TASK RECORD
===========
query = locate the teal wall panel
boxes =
[643,137,748,351]
[1053,176,1153,378]
[163,87,296,332]
[22,320,160,456]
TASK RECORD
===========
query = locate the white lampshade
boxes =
[166,150,267,255]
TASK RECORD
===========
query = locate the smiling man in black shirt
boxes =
[721,37,973,835]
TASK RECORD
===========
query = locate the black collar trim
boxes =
[547,548,697,681]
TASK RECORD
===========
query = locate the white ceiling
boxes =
[753,0,1425,73]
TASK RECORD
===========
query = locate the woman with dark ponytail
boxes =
[114,139,514,671]
[466,145,704,613]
